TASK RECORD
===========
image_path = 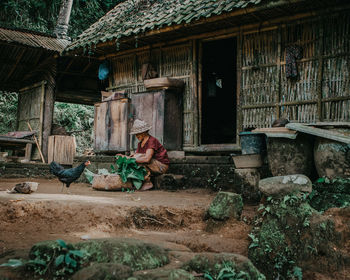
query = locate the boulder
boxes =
[75,238,169,271]
[182,253,265,279]
[208,192,243,220]
[71,263,132,280]
[29,238,169,273]
[248,190,348,279]
[130,268,194,280]
[259,174,312,198]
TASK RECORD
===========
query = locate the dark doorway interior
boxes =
[201,38,236,144]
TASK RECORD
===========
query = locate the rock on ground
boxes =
[258,174,312,198]
[208,191,243,220]
[182,252,265,279]
[71,263,133,280]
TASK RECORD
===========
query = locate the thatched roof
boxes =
[65,0,262,53]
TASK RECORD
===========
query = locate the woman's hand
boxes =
[115,153,130,158]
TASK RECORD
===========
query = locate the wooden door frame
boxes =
[192,35,241,152]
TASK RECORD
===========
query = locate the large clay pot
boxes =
[267,134,314,177]
[314,137,350,179]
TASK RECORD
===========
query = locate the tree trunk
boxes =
[54,0,73,40]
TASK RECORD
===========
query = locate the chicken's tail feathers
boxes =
[49,161,65,176]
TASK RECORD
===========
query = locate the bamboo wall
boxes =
[108,11,349,148]
[240,12,350,128]
[109,43,194,147]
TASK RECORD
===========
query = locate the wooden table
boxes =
[0,136,35,162]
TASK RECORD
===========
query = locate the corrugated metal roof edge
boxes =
[0,25,56,38]
[0,26,70,52]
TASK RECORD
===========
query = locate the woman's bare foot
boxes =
[140,181,153,191]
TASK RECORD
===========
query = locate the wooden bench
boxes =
[0,136,35,162]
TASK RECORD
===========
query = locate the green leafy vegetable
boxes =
[112,156,147,190]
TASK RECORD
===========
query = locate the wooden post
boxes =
[192,39,199,147]
[276,26,282,119]
[41,57,57,162]
[198,41,203,145]
[236,29,243,143]
[316,20,324,121]
[24,143,33,162]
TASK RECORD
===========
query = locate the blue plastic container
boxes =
[239,132,266,155]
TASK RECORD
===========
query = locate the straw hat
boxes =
[130,119,152,135]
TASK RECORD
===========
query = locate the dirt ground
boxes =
[0,178,348,280]
[0,178,254,261]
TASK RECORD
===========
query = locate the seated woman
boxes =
[129,119,169,190]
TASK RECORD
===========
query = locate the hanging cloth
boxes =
[285,45,302,79]
[98,61,110,80]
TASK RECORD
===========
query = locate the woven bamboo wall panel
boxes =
[323,13,350,56]
[322,57,349,98]
[183,77,194,146]
[280,104,317,123]
[137,49,161,81]
[111,55,135,87]
[282,20,320,58]
[242,29,278,67]
[243,107,276,128]
[323,100,350,121]
[241,66,278,105]
[161,45,191,77]
[280,60,319,102]
[241,12,349,128]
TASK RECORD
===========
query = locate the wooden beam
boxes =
[0,136,35,144]
[58,70,96,79]
[82,61,91,73]
[286,123,350,144]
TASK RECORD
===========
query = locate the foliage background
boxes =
[0,0,123,39]
[0,92,18,134]
[53,102,94,154]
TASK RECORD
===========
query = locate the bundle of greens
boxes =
[111,156,147,189]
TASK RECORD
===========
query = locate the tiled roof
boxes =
[66,0,262,52]
[0,27,70,52]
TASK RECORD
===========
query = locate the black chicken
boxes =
[49,160,91,192]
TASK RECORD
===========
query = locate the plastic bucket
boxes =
[239,132,266,155]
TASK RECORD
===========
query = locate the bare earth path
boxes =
[0,178,253,260]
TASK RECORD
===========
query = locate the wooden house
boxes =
[0,26,100,162]
[65,0,350,153]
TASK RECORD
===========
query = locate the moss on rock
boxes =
[182,253,265,279]
[248,192,345,279]
[71,263,132,280]
[129,268,195,280]
[208,192,243,220]
[74,238,169,271]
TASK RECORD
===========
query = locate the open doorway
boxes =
[201,38,237,144]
